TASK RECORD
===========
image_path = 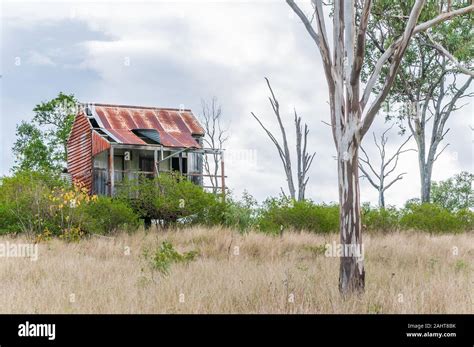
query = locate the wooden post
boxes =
[154,149,158,177]
[158,145,164,175]
[220,151,225,202]
[179,152,183,175]
[109,146,114,196]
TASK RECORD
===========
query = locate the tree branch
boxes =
[425,32,474,77]
[360,2,474,137]
[360,0,426,138]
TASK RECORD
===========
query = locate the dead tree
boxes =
[359,125,415,208]
[295,111,316,201]
[251,78,315,201]
[199,97,228,194]
[286,0,473,295]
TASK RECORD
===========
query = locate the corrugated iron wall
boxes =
[92,130,111,156]
[67,112,93,192]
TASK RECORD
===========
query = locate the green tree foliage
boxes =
[431,171,473,211]
[12,92,77,172]
[32,92,77,162]
[365,0,473,98]
[12,122,55,172]
[364,1,473,203]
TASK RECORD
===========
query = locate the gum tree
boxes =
[365,0,474,203]
[286,0,473,295]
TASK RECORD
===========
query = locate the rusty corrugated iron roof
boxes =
[84,103,204,148]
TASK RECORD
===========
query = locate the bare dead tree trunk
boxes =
[295,112,316,201]
[252,78,315,201]
[287,0,473,295]
[359,126,415,208]
[200,97,228,194]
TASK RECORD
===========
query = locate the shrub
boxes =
[0,203,21,235]
[46,181,98,237]
[143,241,198,275]
[453,209,474,231]
[399,202,470,233]
[221,198,258,231]
[0,171,140,238]
[0,171,65,236]
[58,226,85,242]
[257,196,339,234]
[199,191,259,231]
[117,173,217,228]
[79,196,139,234]
[361,204,400,233]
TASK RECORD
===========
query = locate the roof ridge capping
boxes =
[79,102,193,112]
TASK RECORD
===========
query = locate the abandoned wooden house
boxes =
[67,103,224,196]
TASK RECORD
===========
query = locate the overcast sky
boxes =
[1,0,472,206]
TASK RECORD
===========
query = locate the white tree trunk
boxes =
[337,127,365,295]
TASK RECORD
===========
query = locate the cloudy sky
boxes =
[1,0,472,206]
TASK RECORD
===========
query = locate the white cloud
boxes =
[26,50,56,67]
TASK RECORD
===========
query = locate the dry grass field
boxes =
[0,227,472,313]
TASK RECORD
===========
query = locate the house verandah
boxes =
[92,144,225,197]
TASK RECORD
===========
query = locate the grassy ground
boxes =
[0,227,472,313]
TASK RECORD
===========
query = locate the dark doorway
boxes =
[114,155,124,181]
[172,157,187,174]
[139,157,155,178]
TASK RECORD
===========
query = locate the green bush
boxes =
[221,198,258,231]
[198,191,259,231]
[453,208,474,231]
[361,204,400,233]
[2,171,471,237]
[79,196,139,234]
[0,203,20,235]
[400,202,471,233]
[0,171,65,235]
[257,196,339,234]
[0,171,140,238]
[143,241,198,275]
[116,173,217,227]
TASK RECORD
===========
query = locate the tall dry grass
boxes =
[0,227,472,313]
